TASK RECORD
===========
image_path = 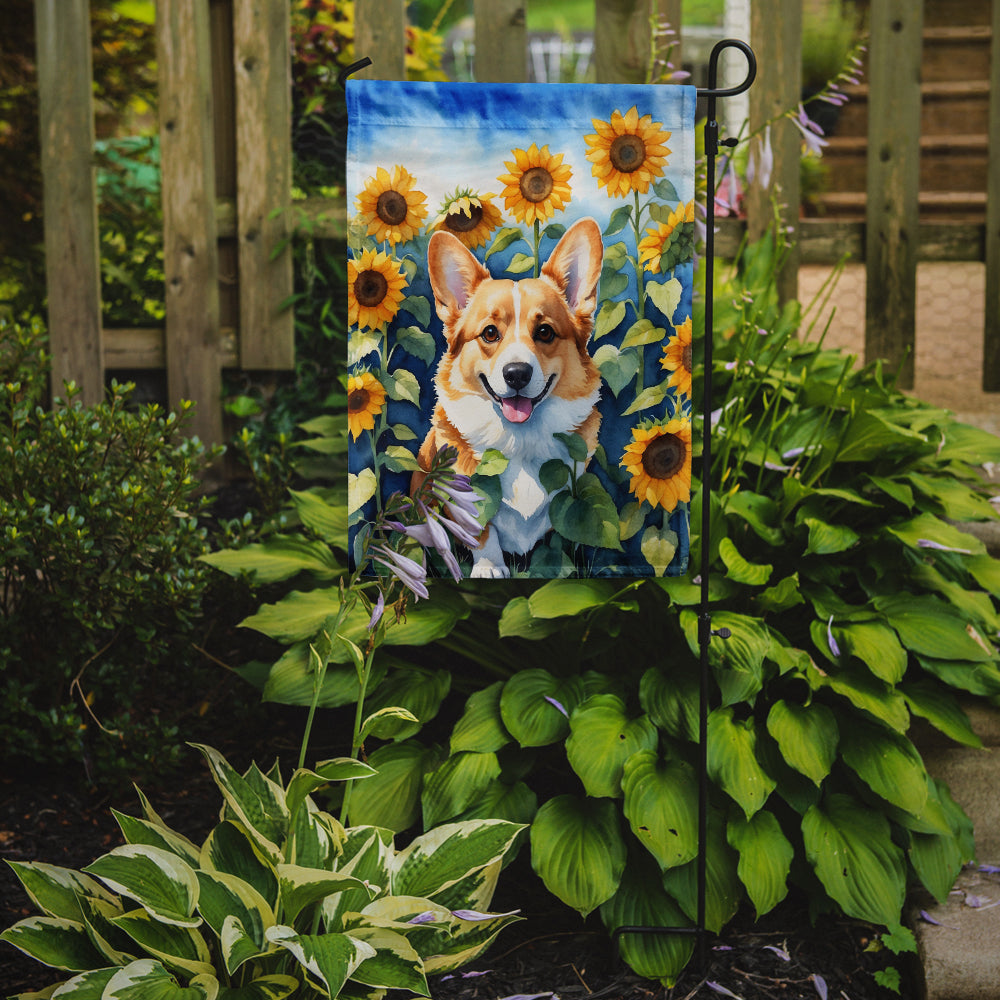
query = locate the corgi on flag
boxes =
[347,80,696,579]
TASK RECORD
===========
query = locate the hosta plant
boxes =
[1,744,523,999]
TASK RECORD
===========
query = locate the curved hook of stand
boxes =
[698,38,757,98]
[338,56,373,90]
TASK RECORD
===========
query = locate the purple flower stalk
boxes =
[372,545,429,600]
[791,104,828,156]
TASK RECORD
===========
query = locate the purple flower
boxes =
[791,104,828,156]
[827,615,841,658]
[367,591,385,631]
[917,538,973,555]
[372,545,429,600]
[812,974,828,1000]
[544,695,569,718]
[399,505,463,581]
[706,983,742,999]
[407,911,438,925]
[763,944,790,961]
[451,908,520,921]
[747,125,773,191]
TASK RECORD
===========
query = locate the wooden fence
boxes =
[33,0,1000,445]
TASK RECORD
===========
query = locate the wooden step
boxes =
[822,134,989,193]
[922,25,993,83]
[922,0,991,28]
[813,190,987,222]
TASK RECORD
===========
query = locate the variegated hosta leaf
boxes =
[726,810,793,918]
[661,811,742,934]
[102,958,218,999]
[285,760,375,824]
[110,908,214,979]
[599,853,694,987]
[621,751,699,871]
[83,845,201,928]
[112,810,202,868]
[4,861,118,922]
[421,751,502,829]
[277,864,376,925]
[565,695,658,798]
[0,916,107,972]
[422,907,522,975]
[200,822,279,910]
[529,795,626,917]
[77,894,136,966]
[450,681,511,754]
[195,871,274,974]
[191,745,287,863]
[265,926,376,998]
[323,829,393,931]
[214,975,300,1000]
[802,793,906,926]
[288,801,343,870]
[391,820,524,901]
[765,700,838,786]
[44,966,118,997]
[345,926,429,995]
[706,707,776,819]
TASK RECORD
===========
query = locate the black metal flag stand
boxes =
[340,37,758,974]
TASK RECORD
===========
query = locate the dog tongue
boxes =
[501,395,533,423]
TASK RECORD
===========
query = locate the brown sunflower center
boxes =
[355,269,388,307]
[376,190,409,226]
[446,204,484,233]
[641,433,686,481]
[682,342,693,372]
[348,388,370,413]
[519,167,554,204]
[609,134,646,173]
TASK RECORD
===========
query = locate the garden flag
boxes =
[347,80,697,578]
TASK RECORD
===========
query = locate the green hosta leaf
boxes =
[765,701,838,786]
[265,926,375,998]
[288,489,347,545]
[103,959,217,1000]
[499,670,584,747]
[200,536,340,584]
[835,410,927,463]
[803,517,859,556]
[453,779,538,827]
[725,491,784,546]
[621,751,698,870]
[527,579,619,618]
[967,553,1000,597]
[901,680,982,748]
[646,276,683,320]
[450,682,511,754]
[875,594,995,662]
[346,926,429,994]
[362,667,451,740]
[802,793,906,926]
[111,909,214,978]
[907,472,998,521]
[0,916,107,972]
[839,719,929,817]
[497,596,565,639]
[718,537,772,586]
[421,751,502,828]
[727,811,793,918]
[392,820,524,901]
[5,862,118,923]
[84,846,200,928]
[835,621,907,684]
[277,865,374,926]
[916,655,1000,697]
[908,780,969,905]
[200,822,278,911]
[681,610,770,706]
[639,665,699,742]
[530,795,626,917]
[886,511,985,556]
[811,662,910,732]
[599,853,694,987]
[661,811,741,933]
[191,746,287,863]
[707,708,776,819]
[594,298,627,340]
[756,573,804,614]
[593,343,640,396]
[566,695,657,798]
[347,740,442,832]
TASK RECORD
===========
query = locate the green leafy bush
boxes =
[1,743,524,998]
[212,232,1000,985]
[0,317,220,782]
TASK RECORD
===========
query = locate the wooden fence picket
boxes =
[984,0,1000,390]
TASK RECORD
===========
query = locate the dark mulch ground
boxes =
[1,742,915,1000]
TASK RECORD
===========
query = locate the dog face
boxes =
[427,217,604,454]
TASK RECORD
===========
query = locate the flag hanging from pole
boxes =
[347,79,696,579]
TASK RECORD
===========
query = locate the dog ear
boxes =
[540,217,603,318]
[427,231,489,326]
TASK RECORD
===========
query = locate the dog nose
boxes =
[502,362,533,392]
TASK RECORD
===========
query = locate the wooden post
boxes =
[157,0,223,444]
[747,0,801,305]
[34,0,104,405]
[233,0,294,369]
[594,0,660,84]
[354,0,407,80]
[983,0,1000,391]
[473,0,527,83]
[864,0,923,390]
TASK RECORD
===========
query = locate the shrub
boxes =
[1,743,524,998]
[211,230,1000,985]
[0,317,220,783]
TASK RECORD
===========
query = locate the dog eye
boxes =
[534,323,557,343]
[480,324,500,343]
